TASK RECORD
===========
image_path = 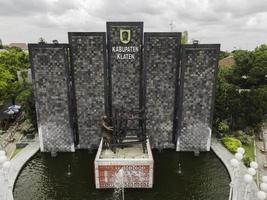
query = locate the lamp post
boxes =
[257,191,267,200]
[260,182,267,193]
[237,147,245,155]
[244,173,253,200]
[0,150,5,156]
[235,148,245,199]
[231,147,267,200]
[243,159,267,200]
[248,161,259,200]
[263,176,267,183]
[0,155,7,166]
[235,152,243,161]
[257,176,267,200]
[3,160,11,200]
[3,160,11,180]
[250,161,259,170]
[0,150,11,200]
[229,147,245,200]
[0,153,7,174]
[229,158,240,200]
[243,166,256,200]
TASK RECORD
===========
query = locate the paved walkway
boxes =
[0,138,259,200]
[256,125,267,178]
[0,113,25,158]
[255,138,267,177]
[0,138,39,200]
[211,138,258,200]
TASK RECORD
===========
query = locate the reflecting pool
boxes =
[14,150,230,200]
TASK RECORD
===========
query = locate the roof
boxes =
[219,56,235,68]
[9,43,28,50]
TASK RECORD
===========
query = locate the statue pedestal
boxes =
[94,138,154,188]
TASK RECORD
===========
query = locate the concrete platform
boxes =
[0,138,39,200]
[94,138,154,189]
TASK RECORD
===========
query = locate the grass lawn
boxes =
[221,135,256,166]
[243,140,256,161]
[263,119,267,129]
[243,138,260,184]
[11,147,23,159]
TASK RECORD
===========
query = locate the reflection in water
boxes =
[14,150,230,200]
[177,162,182,175]
[113,169,124,200]
[67,164,71,177]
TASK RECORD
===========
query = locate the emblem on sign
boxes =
[120,29,131,44]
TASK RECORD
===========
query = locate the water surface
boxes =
[14,150,230,200]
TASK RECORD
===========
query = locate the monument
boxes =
[29,21,220,189]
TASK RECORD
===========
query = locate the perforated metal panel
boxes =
[69,33,107,149]
[107,22,144,112]
[29,44,75,152]
[177,44,220,151]
[29,22,220,152]
[144,33,181,148]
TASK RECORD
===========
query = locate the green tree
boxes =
[0,47,29,103]
[229,45,267,88]
[0,64,14,103]
[214,44,267,134]
[181,31,188,44]
[0,47,29,76]
[248,45,267,87]
[226,50,253,88]
[219,51,230,60]
[0,45,36,130]
[0,39,3,49]
[16,83,37,127]
[214,67,240,130]
[39,37,46,44]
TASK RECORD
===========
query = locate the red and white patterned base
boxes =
[94,139,154,189]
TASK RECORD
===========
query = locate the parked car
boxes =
[3,105,21,115]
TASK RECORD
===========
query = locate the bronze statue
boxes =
[100,106,147,153]
[101,116,113,150]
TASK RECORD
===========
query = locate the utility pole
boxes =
[169,21,174,32]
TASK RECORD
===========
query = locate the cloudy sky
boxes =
[0,0,267,51]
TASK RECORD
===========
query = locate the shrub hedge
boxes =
[222,137,242,153]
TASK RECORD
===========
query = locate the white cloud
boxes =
[0,0,266,50]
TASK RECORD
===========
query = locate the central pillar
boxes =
[106,22,144,116]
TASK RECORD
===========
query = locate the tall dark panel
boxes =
[69,33,107,149]
[177,44,220,151]
[107,22,144,114]
[29,44,75,152]
[144,33,181,148]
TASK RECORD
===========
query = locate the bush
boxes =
[243,155,252,167]
[222,137,242,153]
[239,134,253,145]
[233,130,244,138]
[16,84,32,103]
[245,127,255,136]
[16,85,37,129]
[218,122,230,134]
[19,119,33,134]
[232,130,253,145]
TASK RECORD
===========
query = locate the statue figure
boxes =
[100,106,147,153]
[101,116,114,150]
